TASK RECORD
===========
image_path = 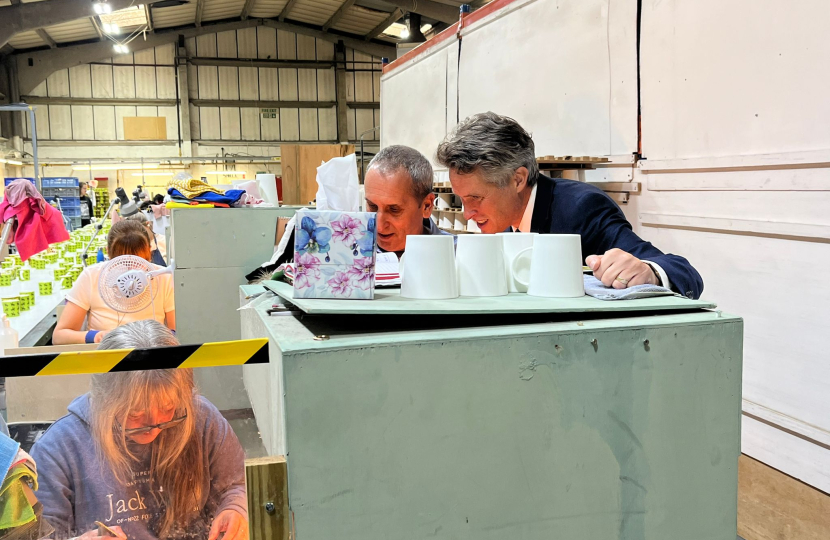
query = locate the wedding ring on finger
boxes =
[615,277,629,285]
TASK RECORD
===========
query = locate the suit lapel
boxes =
[530,173,555,233]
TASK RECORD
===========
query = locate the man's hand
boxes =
[94,331,106,344]
[586,248,659,289]
[208,510,248,540]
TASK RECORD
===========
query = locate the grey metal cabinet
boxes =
[242,298,743,540]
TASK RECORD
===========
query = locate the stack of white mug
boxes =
[399,233,585,300]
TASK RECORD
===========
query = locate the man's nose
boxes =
[376,211,393,232]
[463,207,476,220]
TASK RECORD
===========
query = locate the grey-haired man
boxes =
[364,145,450,255]
[436,112,704,299]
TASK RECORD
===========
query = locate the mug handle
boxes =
[511,246,533,288]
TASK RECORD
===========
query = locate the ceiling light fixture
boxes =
[93,1,112,14]
[0,159,23,166]
[113,43,130,54]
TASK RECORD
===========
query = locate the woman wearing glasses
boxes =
[31,321,248,540]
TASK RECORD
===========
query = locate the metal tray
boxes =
[263,281,717,316]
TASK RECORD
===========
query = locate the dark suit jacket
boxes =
[530,174,704,299]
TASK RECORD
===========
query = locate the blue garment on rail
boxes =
[168,188,245,206]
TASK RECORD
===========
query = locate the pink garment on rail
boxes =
[0,197,69,261]
[4,179,46,213]
[150,204,170,219]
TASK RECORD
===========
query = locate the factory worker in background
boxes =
[32,320,248,540]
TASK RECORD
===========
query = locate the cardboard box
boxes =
[123,117,167,140]
[293,210,377,299]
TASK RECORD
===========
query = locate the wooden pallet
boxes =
[537,155,610,164]
[537,156,610,170]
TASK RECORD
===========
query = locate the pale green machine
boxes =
[241,283,743,540]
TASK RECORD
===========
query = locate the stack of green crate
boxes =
[93,188,110,218]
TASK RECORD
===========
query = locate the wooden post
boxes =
[245,456,289,540]
[279,143,356,205]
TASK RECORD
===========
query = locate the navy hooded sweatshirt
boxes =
[30,394,247,540]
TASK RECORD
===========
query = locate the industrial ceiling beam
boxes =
[378,0,458,24]
[364,7,402,40]
[240,0,256,20]
[190,57,335,69]
[90,17,104,40]
[145,5,155,33]
[0,0,136,49]
[195,0,205,27]
[278,0,300,23]
[322,0,356,32]
[15,18,395,95]
[36,29,57,49]
[261,19,394,58]
[22,96,178,106]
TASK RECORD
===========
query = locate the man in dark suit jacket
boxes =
[436,112,703,299]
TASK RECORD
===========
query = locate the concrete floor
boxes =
[196,366,269,458]
[227,416,268,458]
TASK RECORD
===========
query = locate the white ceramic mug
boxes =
[511,234,585,298]
[400,235,458,299]
[497,232,537,293]
[456,235,508,297]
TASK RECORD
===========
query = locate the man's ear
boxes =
[422,193,436,218]
[513,167,530,193]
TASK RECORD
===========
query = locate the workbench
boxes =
[240,290,743,540]
[9,277,69,347]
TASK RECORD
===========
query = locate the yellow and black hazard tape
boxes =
[4,338,269,378]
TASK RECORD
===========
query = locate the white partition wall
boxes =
[457,0,638,157]
[381,0,830,492]
[381,0,638,161]
[380,43,453,162]
[637,0,830,492]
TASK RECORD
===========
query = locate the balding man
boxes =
[436,112,703,299]
[364,145,452,255]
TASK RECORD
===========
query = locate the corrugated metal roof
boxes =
[151,3,198,28]
[333,5,389,35]
[288,0,341,26]
[4,0,419,51]
[249,0,289,19]
[202,0,247,22]
[8,30,45,48]
[43,19,99,43]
